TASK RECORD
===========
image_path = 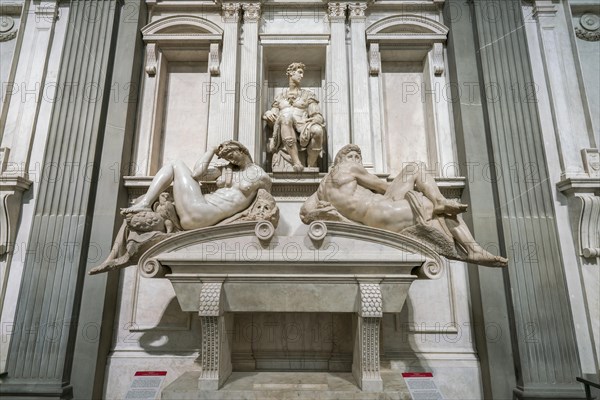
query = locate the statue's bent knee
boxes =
[310,125,323,140]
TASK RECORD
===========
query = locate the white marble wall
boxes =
[105,1,482,399]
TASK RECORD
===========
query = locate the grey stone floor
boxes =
[162,371,412,399]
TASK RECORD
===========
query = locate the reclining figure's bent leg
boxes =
[386,162,467,216]
[445,216,508,268]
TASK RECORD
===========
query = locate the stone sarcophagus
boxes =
[136,220,445,394]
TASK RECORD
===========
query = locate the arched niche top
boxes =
[141,15,223,76]
[142,15,223,43]
[366,14,449,44]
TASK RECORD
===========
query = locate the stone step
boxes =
[162,371,411,400]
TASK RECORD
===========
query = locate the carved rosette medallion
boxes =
[327,3,347,22]
[0,16,16,42]
[222,3,241,23]
[242,3,261,23]
[576,14,600,41]
[348,3,367,19]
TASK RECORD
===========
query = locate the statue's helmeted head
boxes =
[217,140,252,163]
[286,62,306,76]
[334,144,362,166]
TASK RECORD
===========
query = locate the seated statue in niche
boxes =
[263,62,326,172]
[90,140,278,275]
[301,144,508,268]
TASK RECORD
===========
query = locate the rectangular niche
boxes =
[160,61,210,168]
[260,45,328,170]
[380,47,437,176]
[232,312,353,372]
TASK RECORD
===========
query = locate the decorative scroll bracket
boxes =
[556,148,600,259]
[0,173,32,255]
[369,43,381,76]
[432,42,444,76]
[209,43,220,76]
[145,42,158,76]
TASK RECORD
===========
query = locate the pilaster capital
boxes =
[327,2,347,22]
[222,3,241,23]
[34,1,58,28]
[532,0,558,19]
[348,3,367,20]
[242,3,261,23]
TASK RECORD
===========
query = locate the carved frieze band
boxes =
[222,3,241,23]
[369,43,381,76]
[242,3,261,23]
[348,3,367,19]
[328,3,347,22]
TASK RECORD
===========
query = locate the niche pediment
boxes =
[142,15,223,42]
[366,14,449,43]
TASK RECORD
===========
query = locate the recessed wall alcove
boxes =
[366,14,454,176]
[137,15,224,174]
[259,41,329,170]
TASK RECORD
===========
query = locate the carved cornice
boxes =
[123,176,465,202]
[532,1,558,19]
[34,2,58,21]
[0,2,23,15]
[242,3,261,23]
[327,3,347,22]
[348,3,367,20]
[222,3,241,23]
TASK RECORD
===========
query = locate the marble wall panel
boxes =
[381,62,429,175]
[160,62,210,167]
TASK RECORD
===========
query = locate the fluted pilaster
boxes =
[473,0,583,398]
[0,1,119,397]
